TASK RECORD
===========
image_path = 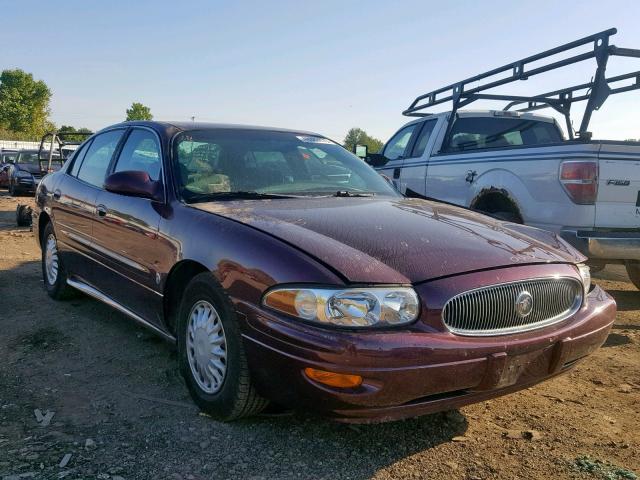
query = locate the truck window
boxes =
[410,120,437,158]
[383,124,418,160]
[447,117,563,152]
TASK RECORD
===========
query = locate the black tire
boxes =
[41,222,76,300]
[177,272,268,420]
[16,205,32,227]
[626,261,640,290]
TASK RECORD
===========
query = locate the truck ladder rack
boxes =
[403,28,640,140]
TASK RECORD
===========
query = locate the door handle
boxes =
[53,190,61,200]
[96,205,107,217]
[393,167,401,179]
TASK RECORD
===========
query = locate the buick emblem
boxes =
[515,291,533,318]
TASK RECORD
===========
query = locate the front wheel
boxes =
[177,273,268,420]
[41,223,75,300]
[626,261,640,290]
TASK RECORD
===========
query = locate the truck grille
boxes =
[442,277,583,336]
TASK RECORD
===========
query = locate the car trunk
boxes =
[595,142,640,229]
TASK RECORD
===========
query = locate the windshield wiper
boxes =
[185,191,297,203]
[333,190,375,197]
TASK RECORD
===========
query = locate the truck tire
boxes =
[626,261,640,290]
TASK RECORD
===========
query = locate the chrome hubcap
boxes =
[186,300,227,394]
[45,234,59,285]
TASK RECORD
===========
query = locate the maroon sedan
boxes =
[33,121,616,423]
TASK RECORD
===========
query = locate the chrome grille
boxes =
[442,277,583,336]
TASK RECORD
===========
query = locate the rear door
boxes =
[595,143,640,227]
[53,130,126,279]
[91,127,166,325]
[378,123,419,191]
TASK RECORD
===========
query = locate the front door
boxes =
[378,123,419,192]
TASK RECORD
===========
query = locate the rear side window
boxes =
[383,124,418,160]
[447,117,563,152]
[411,120,437,158]
[114,129,162,180]
[69,140,92,176]
[77,130,125,187]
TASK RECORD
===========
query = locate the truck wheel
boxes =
[626,261,640,290]
[41,222,76,300]
[177,273,269,420]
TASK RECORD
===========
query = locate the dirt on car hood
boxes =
[193,197,585,284]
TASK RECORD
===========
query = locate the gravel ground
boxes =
[0,191,638,480]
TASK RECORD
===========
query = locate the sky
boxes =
[1,0,639,142]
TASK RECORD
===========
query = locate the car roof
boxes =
[99,120,324,138]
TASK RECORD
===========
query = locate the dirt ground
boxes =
[0,191,638,480]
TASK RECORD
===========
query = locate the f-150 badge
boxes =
[606,179,631,186]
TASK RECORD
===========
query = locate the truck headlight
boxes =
[577,264,591,298]
[262,287,420,328]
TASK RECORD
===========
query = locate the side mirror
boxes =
[364,153,389,168]
[105,170,163,201]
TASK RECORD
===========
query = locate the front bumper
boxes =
[237,266,616,423]
[561,229,640,261]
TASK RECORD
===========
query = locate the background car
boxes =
[8,149,61,196]
[0,149,18,188]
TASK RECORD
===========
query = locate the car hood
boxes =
[15,163,41,174]
[192,197,584,284]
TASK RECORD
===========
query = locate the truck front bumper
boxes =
[561,229,640,261]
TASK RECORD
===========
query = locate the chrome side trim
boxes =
[57,241,163,297]
[67,277,175,342]
[89,238,150,273]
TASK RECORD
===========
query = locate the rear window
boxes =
[447,117,563,152]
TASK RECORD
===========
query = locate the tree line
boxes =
[0,68,153,141]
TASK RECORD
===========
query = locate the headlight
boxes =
[577,264,591,298]
[262,287,420,328]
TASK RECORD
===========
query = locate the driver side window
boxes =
[383,125,417,160]
[114,129,162,181]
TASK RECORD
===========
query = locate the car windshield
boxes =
[17,152,40,164]
[173,129,399,201]
[1,153,17,163]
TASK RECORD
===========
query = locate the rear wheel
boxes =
[177,273,268,420]
[41,223,75,300]
[626,261,640,290]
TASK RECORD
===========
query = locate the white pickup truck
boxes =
[368,29,640,288]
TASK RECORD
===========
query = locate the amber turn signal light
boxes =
[304,368,363,388]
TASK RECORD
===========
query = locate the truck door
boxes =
[399,119,438,196]
[378,123,419,191]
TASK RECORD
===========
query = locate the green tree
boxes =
[0,69,52,137]
[58,125,93,142]
[343,127,384,154]
[126,102,153,121]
